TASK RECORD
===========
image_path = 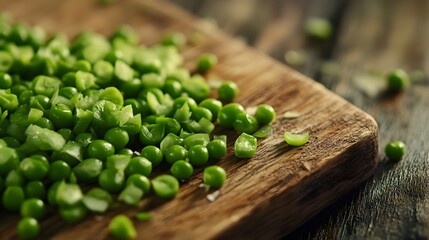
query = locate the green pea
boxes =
[20,155,50,180]
[5,170,25,187]
[161,32,186,48]
[199,98,222,120]
[59,86,78,99]
[59,203,88,223]
[218,103,245,129]
[125,157,152,177]
[48,160,71,181]
[233,113,259,134]
[207,139,227,161]
[47,182,61,206]
[234,133,257,158]
[139,123,165,146]
[48,104,74,129]
[192,106,213,122]
[152,174,179,199]
[20,198,45,220]
[171,160,193,180]
[2,186,25,211]
[109,215,137,239]
[165,145,188,165]
[387,69,410,92]
[92,100,120,129]
[188,145,209,167]
[104,127,129,150]
[196,53,217,73]
[162,79,183,98]
[87,139,115,161]
[0,72,13,89]
[0,147,19,177]
[73,158,103,183]
[218,81,239,102]
[73,59,92,72]
[385,141,406,161]
[255,104,276,126]
[17,217,40,240]
[141,146,163,167]
[25,181,46,199]
[203,165,226,188]
[98,169,125,193]
[305,17,332,41]
[126,174,151,194]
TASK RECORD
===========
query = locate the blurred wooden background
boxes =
[168,0,429,239]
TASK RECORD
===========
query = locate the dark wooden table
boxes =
[169,0,429,239]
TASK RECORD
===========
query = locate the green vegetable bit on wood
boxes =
[283,131,310,147]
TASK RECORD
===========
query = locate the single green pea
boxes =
[171,160,193,180]
[161,32,186,48]
[104,127,129,150]
[5,170,25,187]
[203,166,226,188]
[73,158,104,183]
[58,86,78,99]
[385,141,406,161]
[48,160,71,181]
[218,103,245,129]
[192,106,213,122]
[255,104,276,126]
[25,181,46,199]
[87,140,115,161]
[188,145,209,167]
[141,146,163,167]
[0,147,19,177]
[59,203,88,223]
[0,72,13,89]
[305,17,332,41]
[165,145,188,165]
[207,139,227,161]
[234,133,257,158]
[125,157,152,177]
[387,69,410,92]
[162,79,183,98]
[2,186,25,211]
[196,53,217,73]
[109,215,137,240]
[47,182,61,206]
[48,104,74,129]
[98,169,125,193]
[17,217,40,240]
[20,155,50,180]
[199,98,222,120]
[233,113,259,134]
[126,174,151,194]
[218,81,239,102]
[73,59,92,72]
[152,174,179,199]
[20,198,45,220]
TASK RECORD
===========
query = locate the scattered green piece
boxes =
[305,17,332,40]
[17,217,40,239]
[196,53,217,73]
[109,215,137,239]
[171,160,194,180]
[234,133,257,158]
[385,141,406,161]
[152,175,179,199]
[283,131,310,147]
[218,81,239,102]
[254,104,276,126]
[135,212,151,221]
[253,125,272,139]
[203,166,226,188]
[387,69,410,92]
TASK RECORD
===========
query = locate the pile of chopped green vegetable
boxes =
[0,16,282,239]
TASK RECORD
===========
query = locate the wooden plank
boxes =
[0,0,379,239]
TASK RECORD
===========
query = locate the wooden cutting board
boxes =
[0,0,379,239]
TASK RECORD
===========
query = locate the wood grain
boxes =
[168,0,429,239]
[0,0,379,239]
